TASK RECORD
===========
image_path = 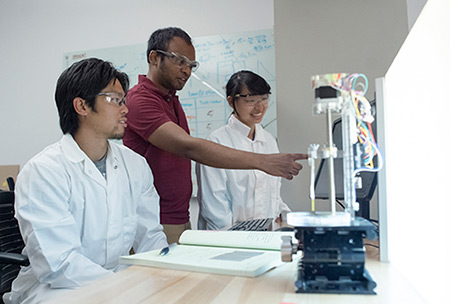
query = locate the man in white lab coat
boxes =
[3,58,168,304]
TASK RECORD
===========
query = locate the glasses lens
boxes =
[173,55,185,66]
[117,97,126,106]
[176,56,199,72]
[99,93,126,106]
[190,62,199,72]
[242,94,270,106]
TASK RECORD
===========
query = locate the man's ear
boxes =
[148,50,160,67]
[73,97,89,116]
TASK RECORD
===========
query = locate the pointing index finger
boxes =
[292,153,308,161]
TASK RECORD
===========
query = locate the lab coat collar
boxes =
[61,133,87,163]
[228,114,267,142]
[60,134,119,188]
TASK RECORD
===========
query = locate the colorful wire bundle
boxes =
[330,73,384,176]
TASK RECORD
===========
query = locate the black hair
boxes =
[146,27,192,63]
[54,58,129,135]
[225,70,271,115]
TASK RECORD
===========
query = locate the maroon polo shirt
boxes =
[123,75,191,225]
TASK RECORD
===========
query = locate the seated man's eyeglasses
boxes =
[235,94,270,107]
[97,92,126,106]
[155,50,200,72]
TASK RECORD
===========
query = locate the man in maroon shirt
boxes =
[124,27,307,243]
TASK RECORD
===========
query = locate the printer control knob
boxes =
[281,235,298,262]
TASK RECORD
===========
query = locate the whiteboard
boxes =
[64,29,277,194]
[63,29,277,138]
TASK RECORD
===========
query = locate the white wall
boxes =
[0,0,274,167]
[380,0,448,302]
[274,0,410,213]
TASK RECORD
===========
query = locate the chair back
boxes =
[0,191,25,297]
[5,178,14,192]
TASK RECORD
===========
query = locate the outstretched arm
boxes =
[148,121,307,179]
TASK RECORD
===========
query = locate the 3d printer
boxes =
[281,73,383,294]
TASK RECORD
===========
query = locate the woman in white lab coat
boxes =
[196,70,291,230]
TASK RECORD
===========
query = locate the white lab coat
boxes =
[4,134,167,304]
[196,115,291,230]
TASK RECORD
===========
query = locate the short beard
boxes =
[109,132,124,140]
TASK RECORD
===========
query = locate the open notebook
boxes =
[120,230,298,277]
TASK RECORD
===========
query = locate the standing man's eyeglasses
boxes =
[155,50,200,72]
